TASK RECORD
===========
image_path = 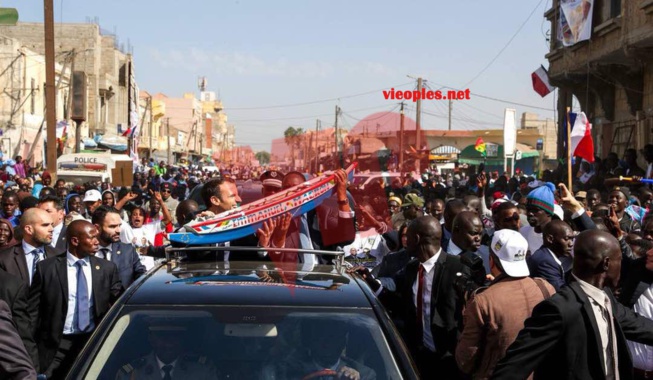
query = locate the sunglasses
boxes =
[161,189,171,193]
[502,213,520,223]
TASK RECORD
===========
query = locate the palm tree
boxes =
[284,126,303,169]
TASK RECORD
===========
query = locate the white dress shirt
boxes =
[412,249,441,352]
[97,245,112,261]
[51,222,63,248]
[627,283,653,370]
[22,241,42,284]
[63,252,94,335]
[156,356,178,378]
[573,274,619,379]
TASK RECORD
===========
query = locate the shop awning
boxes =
[457,143,539,165]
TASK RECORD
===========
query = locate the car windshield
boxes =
[82,307,403,380]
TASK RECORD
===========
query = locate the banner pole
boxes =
[566,107,572,190]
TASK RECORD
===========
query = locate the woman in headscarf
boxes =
[0,218,17,250]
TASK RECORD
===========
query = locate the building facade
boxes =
[545,0,653,161]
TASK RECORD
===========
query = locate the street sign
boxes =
[515,150,523,160]
[0,8,18,25]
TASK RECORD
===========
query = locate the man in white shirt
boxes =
[520,183,556,254]
[29,220,123,379]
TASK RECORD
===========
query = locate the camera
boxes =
[453,251,489,302]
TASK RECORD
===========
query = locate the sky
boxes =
[6,0,558,152]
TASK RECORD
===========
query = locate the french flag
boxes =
[569,111,594,163]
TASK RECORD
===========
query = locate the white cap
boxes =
[83,189,102,202]
[553,204,564,220]
[491,229,529,277]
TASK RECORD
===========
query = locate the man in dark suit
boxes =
[0,268,38,371]
[37,195,68,251]
[355,216,470,378]
[29,220,123,379]
[0,299,36,379]
[527,219,574,291]
[0,208,63,286]
[491,230,653,380]
[92,206,146,288]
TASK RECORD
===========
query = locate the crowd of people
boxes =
[0,145,652,379]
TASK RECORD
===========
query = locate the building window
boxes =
[597,0,621,24]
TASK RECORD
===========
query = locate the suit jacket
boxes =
[382,253,470,359]
[28,253,123,372]
[306,194,356,251]
[54,224,68,252]
[527,247,572,291]
[491,278,653,380]
[0,299,36,380]
[0,268,39,371]
[0,243,63,287]
[105,242,147,288]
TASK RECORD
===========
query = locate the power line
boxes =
[230,103,396,123]
[427,81,553,111]
[461,0,546,87]
[226,82,413,111]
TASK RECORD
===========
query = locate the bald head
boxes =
[176,199,199,226]
[67,220,99,258]
[452,211,483,252]
[20,208,53,247]
[406,216,442,260]
[573,230,622,289]
[543,220,574,256]
[282,172,305,190]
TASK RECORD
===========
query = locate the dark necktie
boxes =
[74,260,91,332]
[416,264,425,338]
[162,364,173,380]
[31,248,44,278]
[97,248,111,261]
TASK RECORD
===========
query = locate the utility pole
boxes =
[148,96,153,159]
[399,102,405,175]
[314,119,320,173]
[166,118,171,164]
[415,77,422,174]
[44,0,57,176]
[448,98,452,131]
[334,105,340,168]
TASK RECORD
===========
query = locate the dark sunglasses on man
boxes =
[502,212,520,223]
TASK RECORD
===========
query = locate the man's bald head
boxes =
[281,172,305,190]
[543,220,575,256]
[67,220,99,258]
[573,230,622,289]
[451,211,483,252]
[406,216,442,260]
[20,208,53,247]
[176,199,199,226]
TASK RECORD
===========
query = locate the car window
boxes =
[351,176,370,186]
[83,307,402,380]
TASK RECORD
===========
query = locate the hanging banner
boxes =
[503,108,517,156]
[558,0,594,47]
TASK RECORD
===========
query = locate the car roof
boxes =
[125,260,372,308]
[354,172,400,177]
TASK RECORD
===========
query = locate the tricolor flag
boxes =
[475,137,486,157]
[569,111,595,163]
[531,65,554,97]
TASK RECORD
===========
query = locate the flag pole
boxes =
[566,107,572,190]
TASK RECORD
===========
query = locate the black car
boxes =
[67,248,419,379]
